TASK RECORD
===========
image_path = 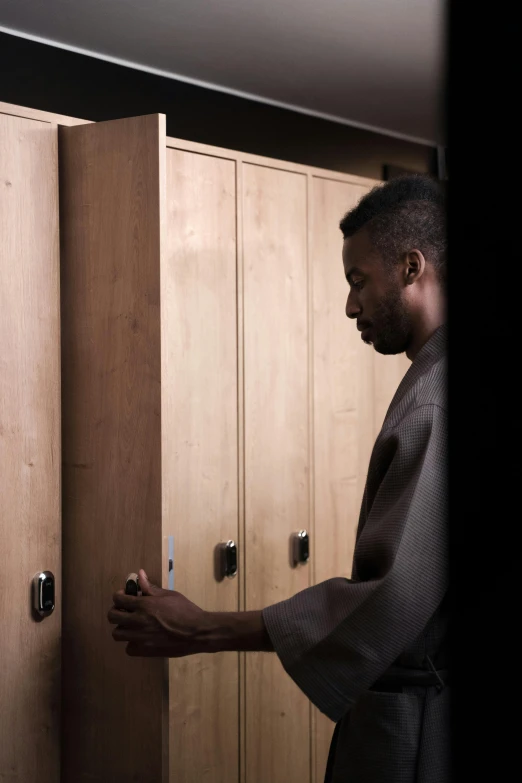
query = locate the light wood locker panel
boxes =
[310,177,374,781]
[60,115,168,783]
[164,148,239,782]
[373,352,411,437]
[242,163,311,783]
[0,113,61,783]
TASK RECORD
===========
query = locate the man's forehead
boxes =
[342,231,376,271]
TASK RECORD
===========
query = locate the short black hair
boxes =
[339,174,446,282]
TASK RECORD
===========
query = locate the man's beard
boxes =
[369,286,412,355]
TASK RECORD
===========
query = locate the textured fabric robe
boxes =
[263,325,449,783]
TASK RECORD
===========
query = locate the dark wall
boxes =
[0,30,437,179]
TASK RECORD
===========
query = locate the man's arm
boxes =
[201,610,274,653]
[107,571,274,656]
[109,403,447,724]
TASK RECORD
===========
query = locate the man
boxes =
[108,174,448,783]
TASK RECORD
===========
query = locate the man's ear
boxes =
[403,249,426,285]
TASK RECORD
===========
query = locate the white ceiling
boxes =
[0,0,446,144]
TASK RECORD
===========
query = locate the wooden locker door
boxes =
[163,147,240,782]
[242,163,311,783]
[60,115,167,783]
[0,113,61,781]
[310,176,375,781]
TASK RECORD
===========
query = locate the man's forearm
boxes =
[198,609,274,653]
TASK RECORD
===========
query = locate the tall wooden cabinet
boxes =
[58,112,409,783]
[0,112,61,782]
[1,103,410,783]
[242,164,312,783]
[163,148,240,781]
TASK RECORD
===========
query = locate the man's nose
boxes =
[346,291,360,319]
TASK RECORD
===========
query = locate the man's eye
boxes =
[352,280,364,290]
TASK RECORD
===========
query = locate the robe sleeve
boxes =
[262,403,448,722]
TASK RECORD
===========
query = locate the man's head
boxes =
[340,174,446,357]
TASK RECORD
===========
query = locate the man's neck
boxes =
[406,315,446,362]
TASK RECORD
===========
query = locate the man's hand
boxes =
[107,569,210,657]
[107,569,274,657]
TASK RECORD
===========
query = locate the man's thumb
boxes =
[138,569,163,596]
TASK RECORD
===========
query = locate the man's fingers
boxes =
[112,591,143,611]
[112,627,161,643]
[107,608,149,627]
